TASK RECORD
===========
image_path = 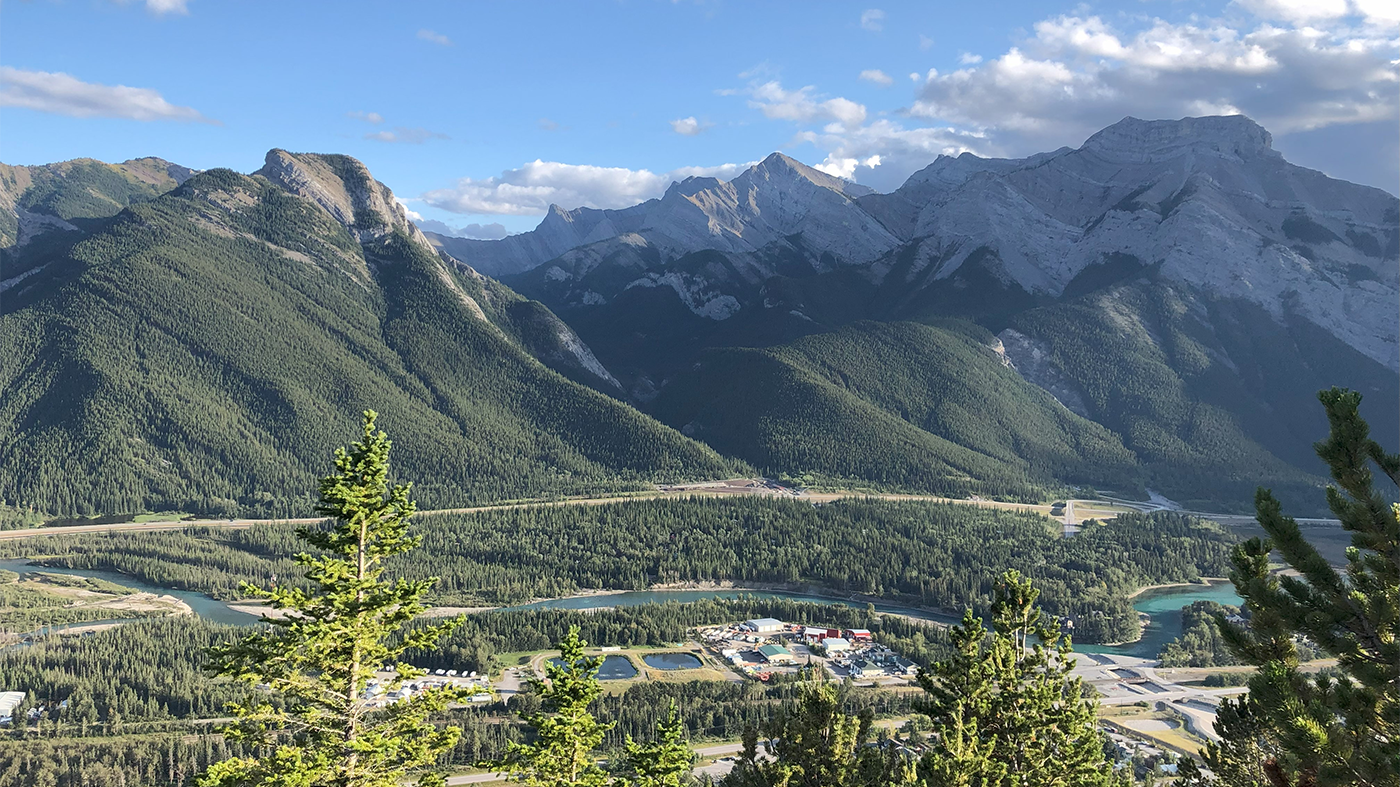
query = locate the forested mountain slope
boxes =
[1002,279,1398,510]
[650,321,1140,500]
[0,152,738,517]
[466,116,1398,512]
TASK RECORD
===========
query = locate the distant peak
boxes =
[760,151,803,169]
[744,152,871,197]
[665,176,724,199]
[1081,115,1275,159]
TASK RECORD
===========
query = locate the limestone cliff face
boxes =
[256,149,435,254]
[871,116,1399,371]
[252,149,623,391]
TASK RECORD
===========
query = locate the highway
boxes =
[3,481,1322,546]
[0,480,1070,541]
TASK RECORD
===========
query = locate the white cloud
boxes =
[1234,0,1348,23]
[670,116,712,135]
[859,69,895,86]
[348,111,383,124]
[919,34,934,51]
[366,126,449,144]
[0,67,214,123]
[1351,0,1400,23]
[814,155,884,180]
[744,80,867,129]
[958,52,983,65]
[397,200,424,222]
[417,29,452,46]
[908,12,1399,152]
[796,119,991,190]
[144,0,189,14]
[422,159,753,216]
[860,9,885,32]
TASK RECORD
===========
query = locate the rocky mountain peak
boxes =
[1080,115,1277,162]
[740,152,873,198]
[256,149,433,252]
[664,176,725,199]
[119,157,199,187]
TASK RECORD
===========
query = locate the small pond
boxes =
[642,652,703,671]
[550,654,639,680]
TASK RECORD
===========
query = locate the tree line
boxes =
[2,496,1238,645]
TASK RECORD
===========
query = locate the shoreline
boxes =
[1127,577,1230,600]
[503,581,961,629]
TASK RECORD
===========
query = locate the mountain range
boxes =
[0,151,737,517]
[2,115,1396,516]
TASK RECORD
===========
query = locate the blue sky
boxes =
[3,0,1396,237]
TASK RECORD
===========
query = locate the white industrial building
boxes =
[821,637,852,652]
[742,618,784,634]
[0,692,25,723]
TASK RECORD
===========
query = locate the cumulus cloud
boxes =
[718,71,991,188]
[907,11,1399,153]
[859,69,894,86]
[739,80,867,129]
[348,111,383,124]
[0,67,214,123]
[798,119,991,190]
[365,126,450,144]
[1234,0,1348,23]
[422,159,753,216]
[417,29,452,46]
[399,203,424,222]
[671,116,712,135]
[958,52,983,65]
[860,9,885,31]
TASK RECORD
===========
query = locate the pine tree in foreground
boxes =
[1208,388,1399,787]
[722,674,916,787]
[915,570,1118,787]
[199,410,471,787]
[487,627,698,787]
[485,626,614,787]
[621,699,694,787]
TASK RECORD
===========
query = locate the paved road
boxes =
[1169,700,1224,743]
[1098,686,1247,706]
[0,482,1066,541]
[3,483,1295,546]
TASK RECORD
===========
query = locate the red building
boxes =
[844,628,872,641]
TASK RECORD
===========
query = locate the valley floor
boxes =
[2,477,1198,543]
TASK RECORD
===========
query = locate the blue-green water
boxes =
[2,555,1236,660]
[513,584,1241,661]
[1076,583,1243,659]
[0,558,259,627]
[550,654,638,680]
[643,652,703,670]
